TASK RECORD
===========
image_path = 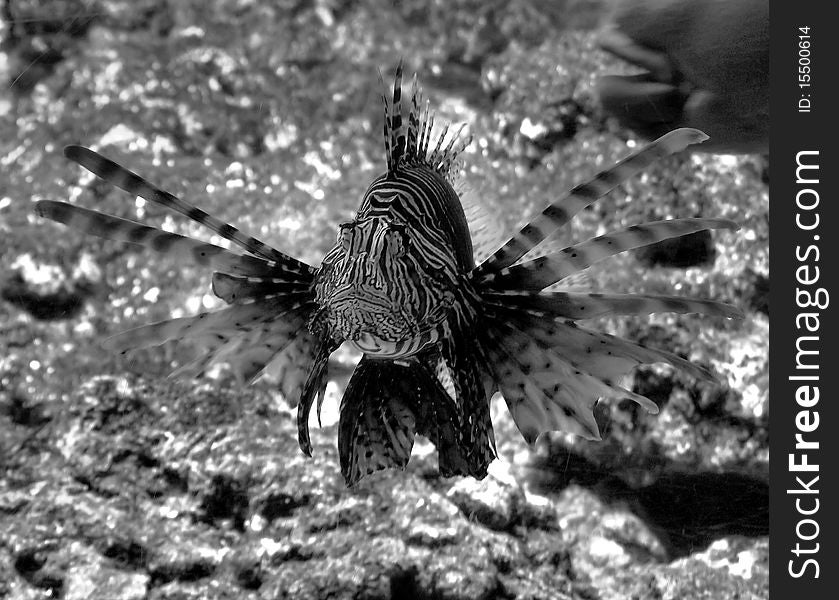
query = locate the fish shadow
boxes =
[526,450,768,559]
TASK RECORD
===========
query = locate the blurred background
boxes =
[1,1,768,598]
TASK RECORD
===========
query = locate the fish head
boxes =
[311,189,464,358]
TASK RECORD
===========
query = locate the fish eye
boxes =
[338,221,354,251]
[385,223,406,258]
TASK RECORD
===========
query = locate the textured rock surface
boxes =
[1,0,767,598]
[0,377,768,599]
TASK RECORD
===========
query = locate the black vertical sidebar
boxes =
[770,2,838,597]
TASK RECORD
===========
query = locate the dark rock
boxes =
[1,271,98,321]
[482,34,605,164]
[197,473,250,531]
[147,542,219,586]
[257,490,310,521]
[13,546,64,596]
[1,375,768,599]
[634,229,716,268]
[12,541,150,600]
[1,0,99,93]
[99,0,176,36]
[632,471,769,557]
[224,548,263,590]
[742,268,769,315]
[96,535,149,570]
[631,366,676,411]
[555,486,767,598]
[447,477,520,531]
[0,391,50,427]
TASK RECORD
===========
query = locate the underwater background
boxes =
[1,1,768,598]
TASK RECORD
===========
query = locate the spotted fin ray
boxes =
[481,217,738,290]
[211,272,311,304]
[474,128,709,277]
[483,321,602,442]
[497,307,716,385]
[63,145,314,278]
[169,307,317,386]
[34,200,280,278]
[380,62,471,179]
[101,297,303,353]
[482,290,742,320]
[483,313,659,443]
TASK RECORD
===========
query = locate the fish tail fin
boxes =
[474,128,709,277]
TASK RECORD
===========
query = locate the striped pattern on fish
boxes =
[34,62,742,486]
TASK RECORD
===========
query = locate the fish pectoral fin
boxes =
[483,320,604,443]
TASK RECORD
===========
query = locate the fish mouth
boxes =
[349,329,441,358]
[310,297,443,357]
[350,332,396,355]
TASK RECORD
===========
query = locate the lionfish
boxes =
[35,65,741,486]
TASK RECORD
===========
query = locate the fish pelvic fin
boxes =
[297,338,336,457]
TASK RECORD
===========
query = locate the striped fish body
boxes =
[304,68,496,483]
[35,63,742,487]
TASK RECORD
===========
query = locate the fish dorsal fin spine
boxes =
[381,63,470,181]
